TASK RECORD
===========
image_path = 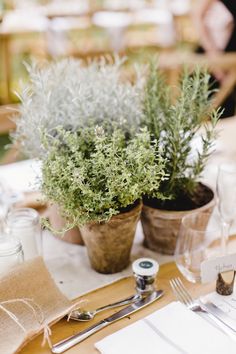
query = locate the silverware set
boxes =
[51,290,164,354]
[50,263,236,354]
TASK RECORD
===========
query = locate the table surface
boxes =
[21,261,213,354]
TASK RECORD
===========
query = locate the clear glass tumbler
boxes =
[0,235,24,275]
[175,211,221,283]
[6,208,41,260]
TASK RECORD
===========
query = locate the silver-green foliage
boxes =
[42,127,166,225]
[143,64,221,199]
[13,58,143,158]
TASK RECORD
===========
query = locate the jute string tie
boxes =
[0,298,52,347]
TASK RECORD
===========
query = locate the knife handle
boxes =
[51,320,108,354]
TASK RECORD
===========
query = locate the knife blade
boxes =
[201,301,236,332]
[51,290,164,354]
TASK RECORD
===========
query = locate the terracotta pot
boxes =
[46,204,84,245]
[141,185,215,255]
[80,201,142,274]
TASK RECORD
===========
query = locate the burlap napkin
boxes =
[0,257,76,354]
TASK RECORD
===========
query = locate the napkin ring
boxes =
[216,270,236,296]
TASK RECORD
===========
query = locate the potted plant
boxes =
[141,64,222,255]
[41,126,166,273]
[12,58,143,245]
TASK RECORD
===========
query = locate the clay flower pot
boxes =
[46,204,84,245]
[141,184,215,255]
[80,201,142,274]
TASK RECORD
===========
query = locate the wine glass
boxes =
[175,211,221,283]
[216,164,236,254]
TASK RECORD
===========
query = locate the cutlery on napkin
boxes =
[95,302,236,354]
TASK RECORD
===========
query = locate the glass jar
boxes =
[132,258,159,295]
[6,208,41,261]
[0,235,24,275]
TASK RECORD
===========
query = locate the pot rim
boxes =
[83,200,143,226]
[142,183,215,219]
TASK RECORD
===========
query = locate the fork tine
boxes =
[176,277,193,305]
[173,278,190,306]
[169,279,187,305]
[170,278,191,307]
[169,279,183,303]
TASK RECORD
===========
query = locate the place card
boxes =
[201,253,236,283]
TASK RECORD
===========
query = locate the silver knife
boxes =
[201,301,236,332]
[51,290,164,354]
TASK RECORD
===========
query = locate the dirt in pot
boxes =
[118,199,140,214]
[143,183,214,211]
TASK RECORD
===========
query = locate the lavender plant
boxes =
[13,58,143,158]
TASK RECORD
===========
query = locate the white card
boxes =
[201,253,236,283]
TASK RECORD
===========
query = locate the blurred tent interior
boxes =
[0,0,236,163]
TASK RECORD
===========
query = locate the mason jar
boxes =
[6,208,41,260]
[0,235,24,275]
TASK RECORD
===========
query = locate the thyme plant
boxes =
[143,64,221,205]
[42,127,166,225]
[13,58,143,158]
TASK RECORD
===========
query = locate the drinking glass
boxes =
[6,208,41,260]
[216,164,236,254]
[0,234,24,275]
[175,211,221,283]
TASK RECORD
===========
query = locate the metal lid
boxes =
[132,258,159,277]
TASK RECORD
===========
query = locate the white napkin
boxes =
[95,302,236,354]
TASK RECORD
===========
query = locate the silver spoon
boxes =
[69,293,141,321]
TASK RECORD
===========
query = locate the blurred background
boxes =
[0,0,236,161]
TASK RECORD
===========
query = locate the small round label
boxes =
[139,261,153,269]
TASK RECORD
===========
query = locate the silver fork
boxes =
[169,277,236,340]
[169,277,204,313]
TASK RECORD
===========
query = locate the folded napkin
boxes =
[0,257,76,354]
[95,302,236,354]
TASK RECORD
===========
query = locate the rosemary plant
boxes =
[42,127,166,226]
[142,64,221,207]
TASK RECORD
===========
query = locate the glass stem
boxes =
[221,221,230,255]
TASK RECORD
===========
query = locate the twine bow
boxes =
[0,298,52,348]
[0,298,86,348]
